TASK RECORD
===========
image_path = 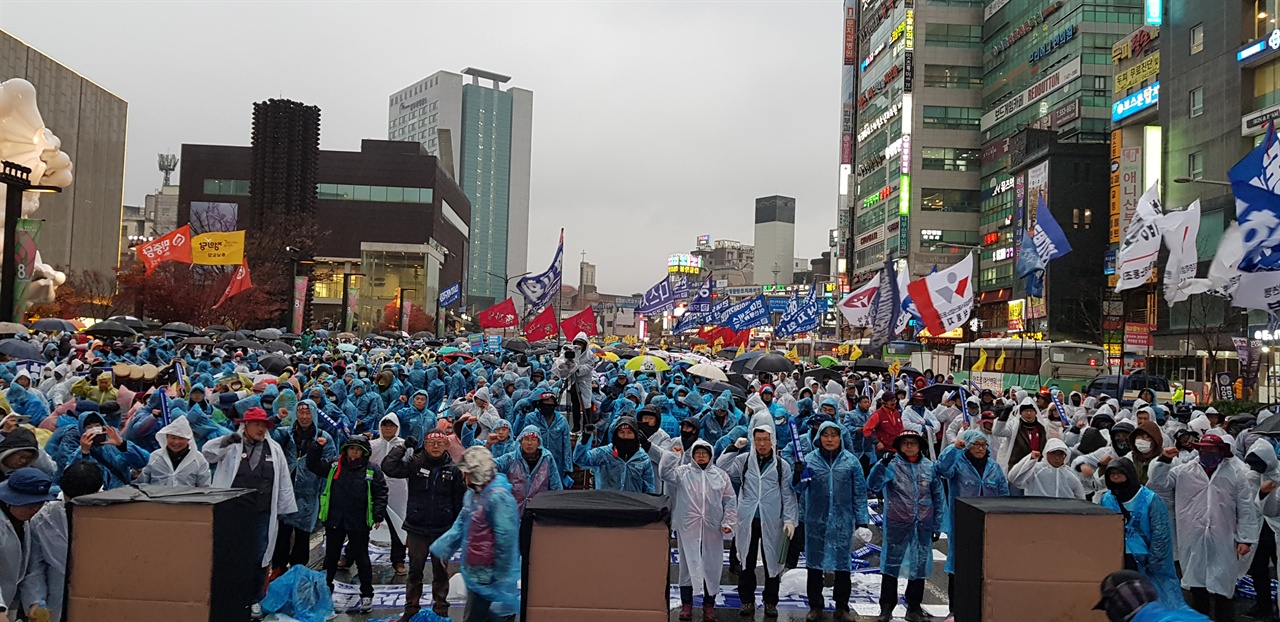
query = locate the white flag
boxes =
[1232,270,1280,311]
[1160,200,1200,305]
[1180,222,1243,297]
[905,254,975,337]
[1115,183,1164,292]
[837,276,880,327]
[895,260,914,333]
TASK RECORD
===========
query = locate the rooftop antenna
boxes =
[158,153,178,186]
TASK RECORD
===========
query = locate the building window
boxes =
[1189,87,1204,117]
[1191,23,1204,55]
[924,23,983,48]
[921,147,981,171]
[922,65,983,89]
[922,106,982,130]
[921,188,981,213]
[202,179,250,196]
[1188,152,1204,180]
[315,184,434,204]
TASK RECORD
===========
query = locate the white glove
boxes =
[734,437,749,449]
[855,527,874,545]
[783,522,795,538]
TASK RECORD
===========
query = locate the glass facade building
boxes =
[460,83,514,304]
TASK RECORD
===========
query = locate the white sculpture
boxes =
[0,78,73,308]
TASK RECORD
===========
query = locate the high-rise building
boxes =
[388,68,532,310]
[754,195,796,285]
[0,29,127,278]
[846,0,983,288]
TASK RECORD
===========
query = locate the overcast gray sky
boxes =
[1,1,843,295]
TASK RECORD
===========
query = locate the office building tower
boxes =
[754,195,796,285]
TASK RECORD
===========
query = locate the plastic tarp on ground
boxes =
[261,565,334,622]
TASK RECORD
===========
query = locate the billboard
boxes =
[189,201,239,234]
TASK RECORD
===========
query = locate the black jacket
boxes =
[307,438,389,531]
[381,444,466,537]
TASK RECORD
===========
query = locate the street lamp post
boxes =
[0,161,60,322]
[339,272,365,333]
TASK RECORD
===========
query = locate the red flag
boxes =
[213,260,252,309]
[523,306,558,342]
[477,298,520,329]
[135,225,192,274]
[560,306,598,339]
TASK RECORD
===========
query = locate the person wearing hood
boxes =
[70,371,117,405]
[1099,458,1186,613]
[430,446,521,621]
[901,392,940,459]
[512,390,572,488]
[1093,570,1209,622]
[1245,437,1280,620]
[65,410,149,491]
[0,467,59,621]
[937,429,1009,607]
[266,399,338,577]
[992,399,1050,492]
[635,406,672,494]
[575,416,655,493]
[495,425,563,516]
[1130,421,1165,484]
[396,390,436,444]
[203,407,297,620]
[370,413,409,575]
[793,421,870,622]
[382,429,468,619]
[451,386,501,439]
[868,430,945,622]
[1008,438,1084,499]
[0,426,55,484]
[6,374,49,428]
[21,460,101,622]
[840,392,878,473]
[647,435,736,622]
[1148,434,1260,622]
[307,434,388,613]
[553,333,595,432]
[700,393,741,445]
[136,416,211,487]
[479,418,516,460]
[715,412,798,618]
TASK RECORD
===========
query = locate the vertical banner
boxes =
[292,276,308,334]
[12,219,41,320]
[400,299,412,333]
[345,286,357,332]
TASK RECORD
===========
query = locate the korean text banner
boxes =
[190,231,246,265]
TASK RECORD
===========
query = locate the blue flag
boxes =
[635,277,674,315]
[439,282,462,307]
[867,260,901,354]
[724,295,771,331]
[785,288,800,315]
[776,294,826,338]
[1231,120,1280,272]
[158,391,171,427]
[673,309,705,334]
[516,228,563,311]
[1032,195,1073,261]
[710,298,733,325]
[673,275,690,299]
[687,273,715,313]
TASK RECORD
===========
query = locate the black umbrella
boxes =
[920,383,961,408]
[424,340,444,348]
[478,354,500,365]
[258,354,290,375]
[802,367,842,384]
[381,331,408,339]
[714,347,739,360]
[29,318,76,332]
[725,372,750,390]
[412,331,436,340]
[161,322,199,336]
[688,337,708,345]
[501,338,530,353]
[205,325,231,333]
[729,350,767,373]
[107,315,146,331]
[279,332,301,341]
[220,330,251,341]
[747,353,796,374]
[180,336,216,347]
[852,358,890,373]
[254,328,282,341]
[1254,413,1280,436]
[699,380,746,401]
[263,341,296,354]
[0,339,42,361]
[231,339,265,351]
[85,321,137,338]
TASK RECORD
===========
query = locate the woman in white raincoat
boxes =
[715,412,797,618]
[647,437,736,622]
[1148,433,1260,622]
[370,413,409,575]
[136,416,211,487]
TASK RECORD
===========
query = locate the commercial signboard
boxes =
[981,58,1081,131]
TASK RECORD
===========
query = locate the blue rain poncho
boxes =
[935,429,1009,573]
[430,473,521,613]
[396,390,436,442]
[260,564,334,622]
[1100,458,1185,611]
[513,406,572,478]
[793,421,870,571]
[573,417,655,493]
[65,411,149,490]
[867,443,945,579]
[494,426,563,515]
[272,406,338,533]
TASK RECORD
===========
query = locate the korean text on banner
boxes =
[214,261,253,309]
[439,282,461,308]
[478,298,520,329]
[1114,183,1164,292]
[838,276,880,327]
[135,224,192,274]
[523,306,558,342]
[561,306,598,338]
[517,228,563,311]
[190,230,245,265]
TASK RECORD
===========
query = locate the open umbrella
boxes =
[337,343,358,353]
[263,341,296,354]
[687,362,729,382]
[0,322,28,337]
[816,355,840,368]
[160,322,199,336]
[688,337,708,345]
[729,350,767,373]
[336,332,356,339]
[714,347,739,360]
[501,338,530,353]
[258,354,291,375]
[29,318,77,332]
[699,380,746,401]
[852,358,890,373]
[441,352,475,363]
[381,330,408,339]
[478,354,500,366]
[107,315,146,331]
[231,339,265,351]
[180,336,216,347]
[802,367,842,384]
[0,339,43,361]
[313,329,329,338]
[412,331,436,340]
[623,355,671,373]
[424,340,444,348]
[747,353,796,374]
[85,321,137,338]
[439,346,462,355]
[204,325,231,333]
[920,384,961,408]
[254,328,282,341]
[278,332,301,341]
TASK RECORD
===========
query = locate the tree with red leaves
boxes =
[114,262,286,327]
[377,299,434,334]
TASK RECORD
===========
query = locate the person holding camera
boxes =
[554,333,595,433]
[64,411,148,491]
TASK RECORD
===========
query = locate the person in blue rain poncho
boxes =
[574,415,654,493]
[396,390,436,443]
[794,421,871,621]
[839,393,878,472]
[269,399,338,576]
[430,446,521,620]
[64,410,149,490]
[513,390,572,488]
[494,425,563,515]
[352,380,383,434]
[477,419,516,460]
[715,412,798,618]
[936,429,1009,608]
[1100,457,1189,613]
[868,429,945,622]
[407,358,427,392]
[700,392,741,445]
[6,371,49,427]
[304,386,349,444]
[425,366,447,407]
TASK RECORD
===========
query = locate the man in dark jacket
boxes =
[307,435,388,614]
[382,428,467,620]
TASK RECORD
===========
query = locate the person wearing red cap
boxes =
[203,407,297,620]
[1149,433,1260,622]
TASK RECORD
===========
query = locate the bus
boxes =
[828,339,926,364]
[951,339,1108,395]
[786,340,840,361]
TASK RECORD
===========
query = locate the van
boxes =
[1085,371,1171,406]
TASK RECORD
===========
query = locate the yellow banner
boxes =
[190,231,246,265]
